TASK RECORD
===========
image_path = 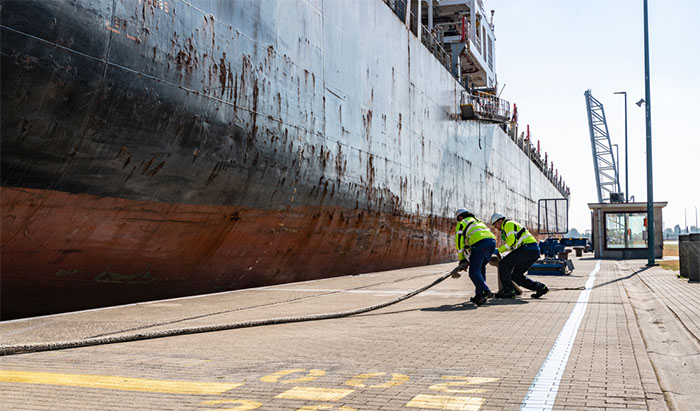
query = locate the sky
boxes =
[486,0,700,233]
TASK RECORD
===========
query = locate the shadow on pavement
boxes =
[421,298,528,311]
[356,297,528,318]
[356,303,475,318]
[422,302,477,312]
[529,273,584,277]
[482,298,528,306]
[590,265,651,289]
[529,263,652,290]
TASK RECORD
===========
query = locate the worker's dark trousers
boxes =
[468,238,496,295]
[498,246,546,293]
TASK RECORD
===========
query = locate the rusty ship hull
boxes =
[1,0,565,319]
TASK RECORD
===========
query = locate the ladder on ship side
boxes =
[584,89,620,203]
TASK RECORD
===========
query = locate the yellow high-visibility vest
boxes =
[497,220,537,254]
[455,216,496,261]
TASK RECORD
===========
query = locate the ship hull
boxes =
[1,0,565,319]
[1,186,449,318]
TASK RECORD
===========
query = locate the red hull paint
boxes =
[1,187,452,318]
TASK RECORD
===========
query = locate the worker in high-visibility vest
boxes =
[453,208,497,306]
[490,213,549,299]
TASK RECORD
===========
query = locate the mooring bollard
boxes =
[689,233,700,282]
[679,235,690,278]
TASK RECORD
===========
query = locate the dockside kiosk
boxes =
[588,202,667,259]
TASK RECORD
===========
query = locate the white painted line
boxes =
[0,282,320,325]
[1,271,405,324]
[1,266,449,324]
[0,285,258,324]
[520,260,601,411]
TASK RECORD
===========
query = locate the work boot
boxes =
[495,290,517,299]
[531,285,549,299]
[471,290,493,306]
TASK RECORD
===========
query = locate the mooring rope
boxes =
[1,271,455,356]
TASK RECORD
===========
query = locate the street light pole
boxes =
[643,0,655,266]
[612,143,620,193]
[614,91,629,202]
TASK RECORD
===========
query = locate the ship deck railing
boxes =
[384,0,452,74]
[509,131,570,198]
[421,25,451,71]
[382,0,569,198]
[459,90,511,123]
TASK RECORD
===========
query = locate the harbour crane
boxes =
[584,90,622,203]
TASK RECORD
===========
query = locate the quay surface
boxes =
[1,257,699,410]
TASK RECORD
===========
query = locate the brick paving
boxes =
[556,261,664,411]
[621,261,700,342]
[1,256,697,410]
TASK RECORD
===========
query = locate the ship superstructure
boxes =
[387,0,497,88]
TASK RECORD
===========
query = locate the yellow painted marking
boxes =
[201,399,262,410]
[0,370,242,395]
[429,376,499,394]
[260,369,325,384]
[295,405,357,411]
[275,386,354,402]
[344,372,409,388]
[405,394,485,410]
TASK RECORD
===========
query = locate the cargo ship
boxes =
[0,0,569,319]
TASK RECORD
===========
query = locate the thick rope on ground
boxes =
[1,271,454,356]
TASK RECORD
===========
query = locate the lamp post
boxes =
[612,143,620,193]
[643,0,655,266]
[614,91,628,202]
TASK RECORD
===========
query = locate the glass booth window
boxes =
[605,213,647,249]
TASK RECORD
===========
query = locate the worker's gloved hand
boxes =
[450,266,462,279]
[458,259,469,270]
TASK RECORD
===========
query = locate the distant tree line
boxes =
[564,228,588,238]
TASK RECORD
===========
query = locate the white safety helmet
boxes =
[490,212,506,226]
[455,208,470,220]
